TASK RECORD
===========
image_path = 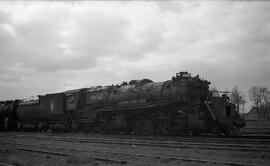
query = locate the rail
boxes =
[1,141,266,166]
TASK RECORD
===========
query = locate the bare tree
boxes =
[259,87,270,120]
[230,86,245,114]
[249,86,261,119]
[248,86,270,120]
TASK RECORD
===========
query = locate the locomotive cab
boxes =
[209,94,245,136]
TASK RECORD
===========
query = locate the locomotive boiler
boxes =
[0,72,245,136]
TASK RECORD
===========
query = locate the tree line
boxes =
[248,86,270,120]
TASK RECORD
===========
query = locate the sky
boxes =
[0,1,269,112]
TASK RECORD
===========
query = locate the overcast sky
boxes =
[0,1,269,111]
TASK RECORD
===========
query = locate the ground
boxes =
[0,131,270,166]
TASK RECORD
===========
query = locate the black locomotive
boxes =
[0,72,245,136]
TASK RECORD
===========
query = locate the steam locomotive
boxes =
[0,72,245,136]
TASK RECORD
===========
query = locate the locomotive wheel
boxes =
[156,121,169,135]
[170,122,186,135]
[141,119,155,135]
[192,130,200,136]
[210,125,223,136]
[131,116,144,135]
[39,122,49,132]
[93,122,103,133]
[170,123,178,135]
[71,121,79,132]
[133,120,143,135]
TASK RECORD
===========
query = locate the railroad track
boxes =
[2,133,270,153]
[2,132,270,144]
[0,163,15,166]
[3,132,270,144]
[244,128,270,134]
[0,141,267,166]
